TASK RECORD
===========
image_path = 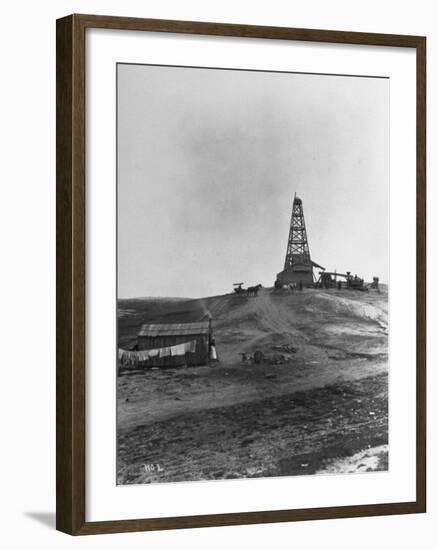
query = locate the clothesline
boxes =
[119,340,197,367]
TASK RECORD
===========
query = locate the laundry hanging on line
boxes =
[118,339,197,367]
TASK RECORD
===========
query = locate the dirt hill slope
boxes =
[204,287,387,364]
[117,287,388,484]
[119,286,388,364]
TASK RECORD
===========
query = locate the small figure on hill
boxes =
[240,352,249,364]
[233,282,245,295]
[209,338,219,362]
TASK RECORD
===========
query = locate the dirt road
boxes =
[117,287,388,484]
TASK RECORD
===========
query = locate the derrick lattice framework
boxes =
[284,195,311,270]
[276,194,323,286]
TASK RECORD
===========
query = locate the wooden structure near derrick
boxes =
[276,194,324,286]
[137,320,212,367]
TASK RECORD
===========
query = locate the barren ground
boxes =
[117,286,388,484]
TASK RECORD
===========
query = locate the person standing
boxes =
[209,338,218,362]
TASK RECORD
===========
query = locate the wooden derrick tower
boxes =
[276,194,324,286]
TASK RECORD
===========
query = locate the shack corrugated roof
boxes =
[138,321,210,337]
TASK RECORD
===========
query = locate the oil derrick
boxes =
[276,194,324,287]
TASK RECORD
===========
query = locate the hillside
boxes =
[118,286,388,363]
[117,286,388,484]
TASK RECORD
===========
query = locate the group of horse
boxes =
[275,281,303,292]
[286,282,302,292]
[233,283,263,297]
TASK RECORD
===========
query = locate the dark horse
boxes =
[247,283,263,297]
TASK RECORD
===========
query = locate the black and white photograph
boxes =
[116,63,389,485]
[0,0,431,543]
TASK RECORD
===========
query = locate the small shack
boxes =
[137,320,212,367]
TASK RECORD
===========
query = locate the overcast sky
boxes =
[117,64,389,299]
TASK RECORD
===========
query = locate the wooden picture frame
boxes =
[56,13,426,535]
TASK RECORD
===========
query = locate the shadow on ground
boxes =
[25,511,56,529]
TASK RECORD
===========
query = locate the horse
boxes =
[247,283,263,297]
